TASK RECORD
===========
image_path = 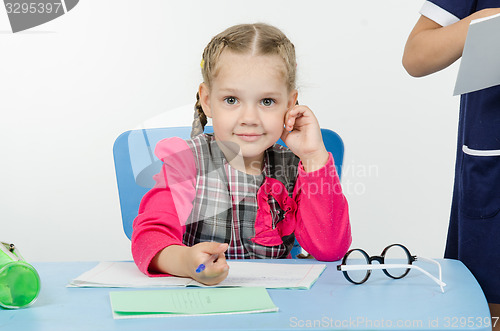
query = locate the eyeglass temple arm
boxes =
[339,264,446,293]
[415,256,443,285]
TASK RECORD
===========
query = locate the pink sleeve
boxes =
[131,137,197,276]
[293,153,351,261]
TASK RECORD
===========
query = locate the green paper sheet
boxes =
[109,287,278,319]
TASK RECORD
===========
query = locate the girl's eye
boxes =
[261,98,275,107]
[224,97,237,105]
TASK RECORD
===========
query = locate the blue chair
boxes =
[113,126,344,257]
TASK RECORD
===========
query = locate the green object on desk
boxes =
[0,242,40,309]
[109,287,278,319]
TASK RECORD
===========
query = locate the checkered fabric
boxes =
[182,134,299,259]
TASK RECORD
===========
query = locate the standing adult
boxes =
[403,1,500,327]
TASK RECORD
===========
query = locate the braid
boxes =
[201,37,227,87]
[191,92,207,138]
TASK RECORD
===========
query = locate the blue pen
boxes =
[195,254,218,273]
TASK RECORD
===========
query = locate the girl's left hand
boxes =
[281,105,329,172]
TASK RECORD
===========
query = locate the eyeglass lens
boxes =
[381,244,411,279]
[344,249,370,284]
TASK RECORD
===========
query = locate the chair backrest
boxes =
[113,127,344,244]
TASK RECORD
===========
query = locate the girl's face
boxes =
[199,50,297,173]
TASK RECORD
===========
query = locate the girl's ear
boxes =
[199,83,212,118]
[287,89,298,109]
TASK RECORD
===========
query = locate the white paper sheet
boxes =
[68,261,326,289]
[454,13,500,95]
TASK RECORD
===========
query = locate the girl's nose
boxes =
[239,105,259,125]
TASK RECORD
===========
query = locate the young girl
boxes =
[403,2,500,326]
[132,23,351,286]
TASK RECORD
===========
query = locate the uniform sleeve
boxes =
[420,0,475,26]
[292,153,351,261]
[131,137,197,276]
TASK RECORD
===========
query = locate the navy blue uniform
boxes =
[423,0,500,304]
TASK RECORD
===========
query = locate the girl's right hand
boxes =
[188,242,229,285]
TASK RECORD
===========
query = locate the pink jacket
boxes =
[132,137,351,276]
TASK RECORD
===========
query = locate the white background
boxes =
[0,0,460,262]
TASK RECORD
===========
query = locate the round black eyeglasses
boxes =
[336,244,446,292]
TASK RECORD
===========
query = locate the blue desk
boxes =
[0,259,491,330]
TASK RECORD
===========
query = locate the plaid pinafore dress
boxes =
[182,134,300,259]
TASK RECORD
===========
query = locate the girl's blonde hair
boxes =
[191,23,297,137]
